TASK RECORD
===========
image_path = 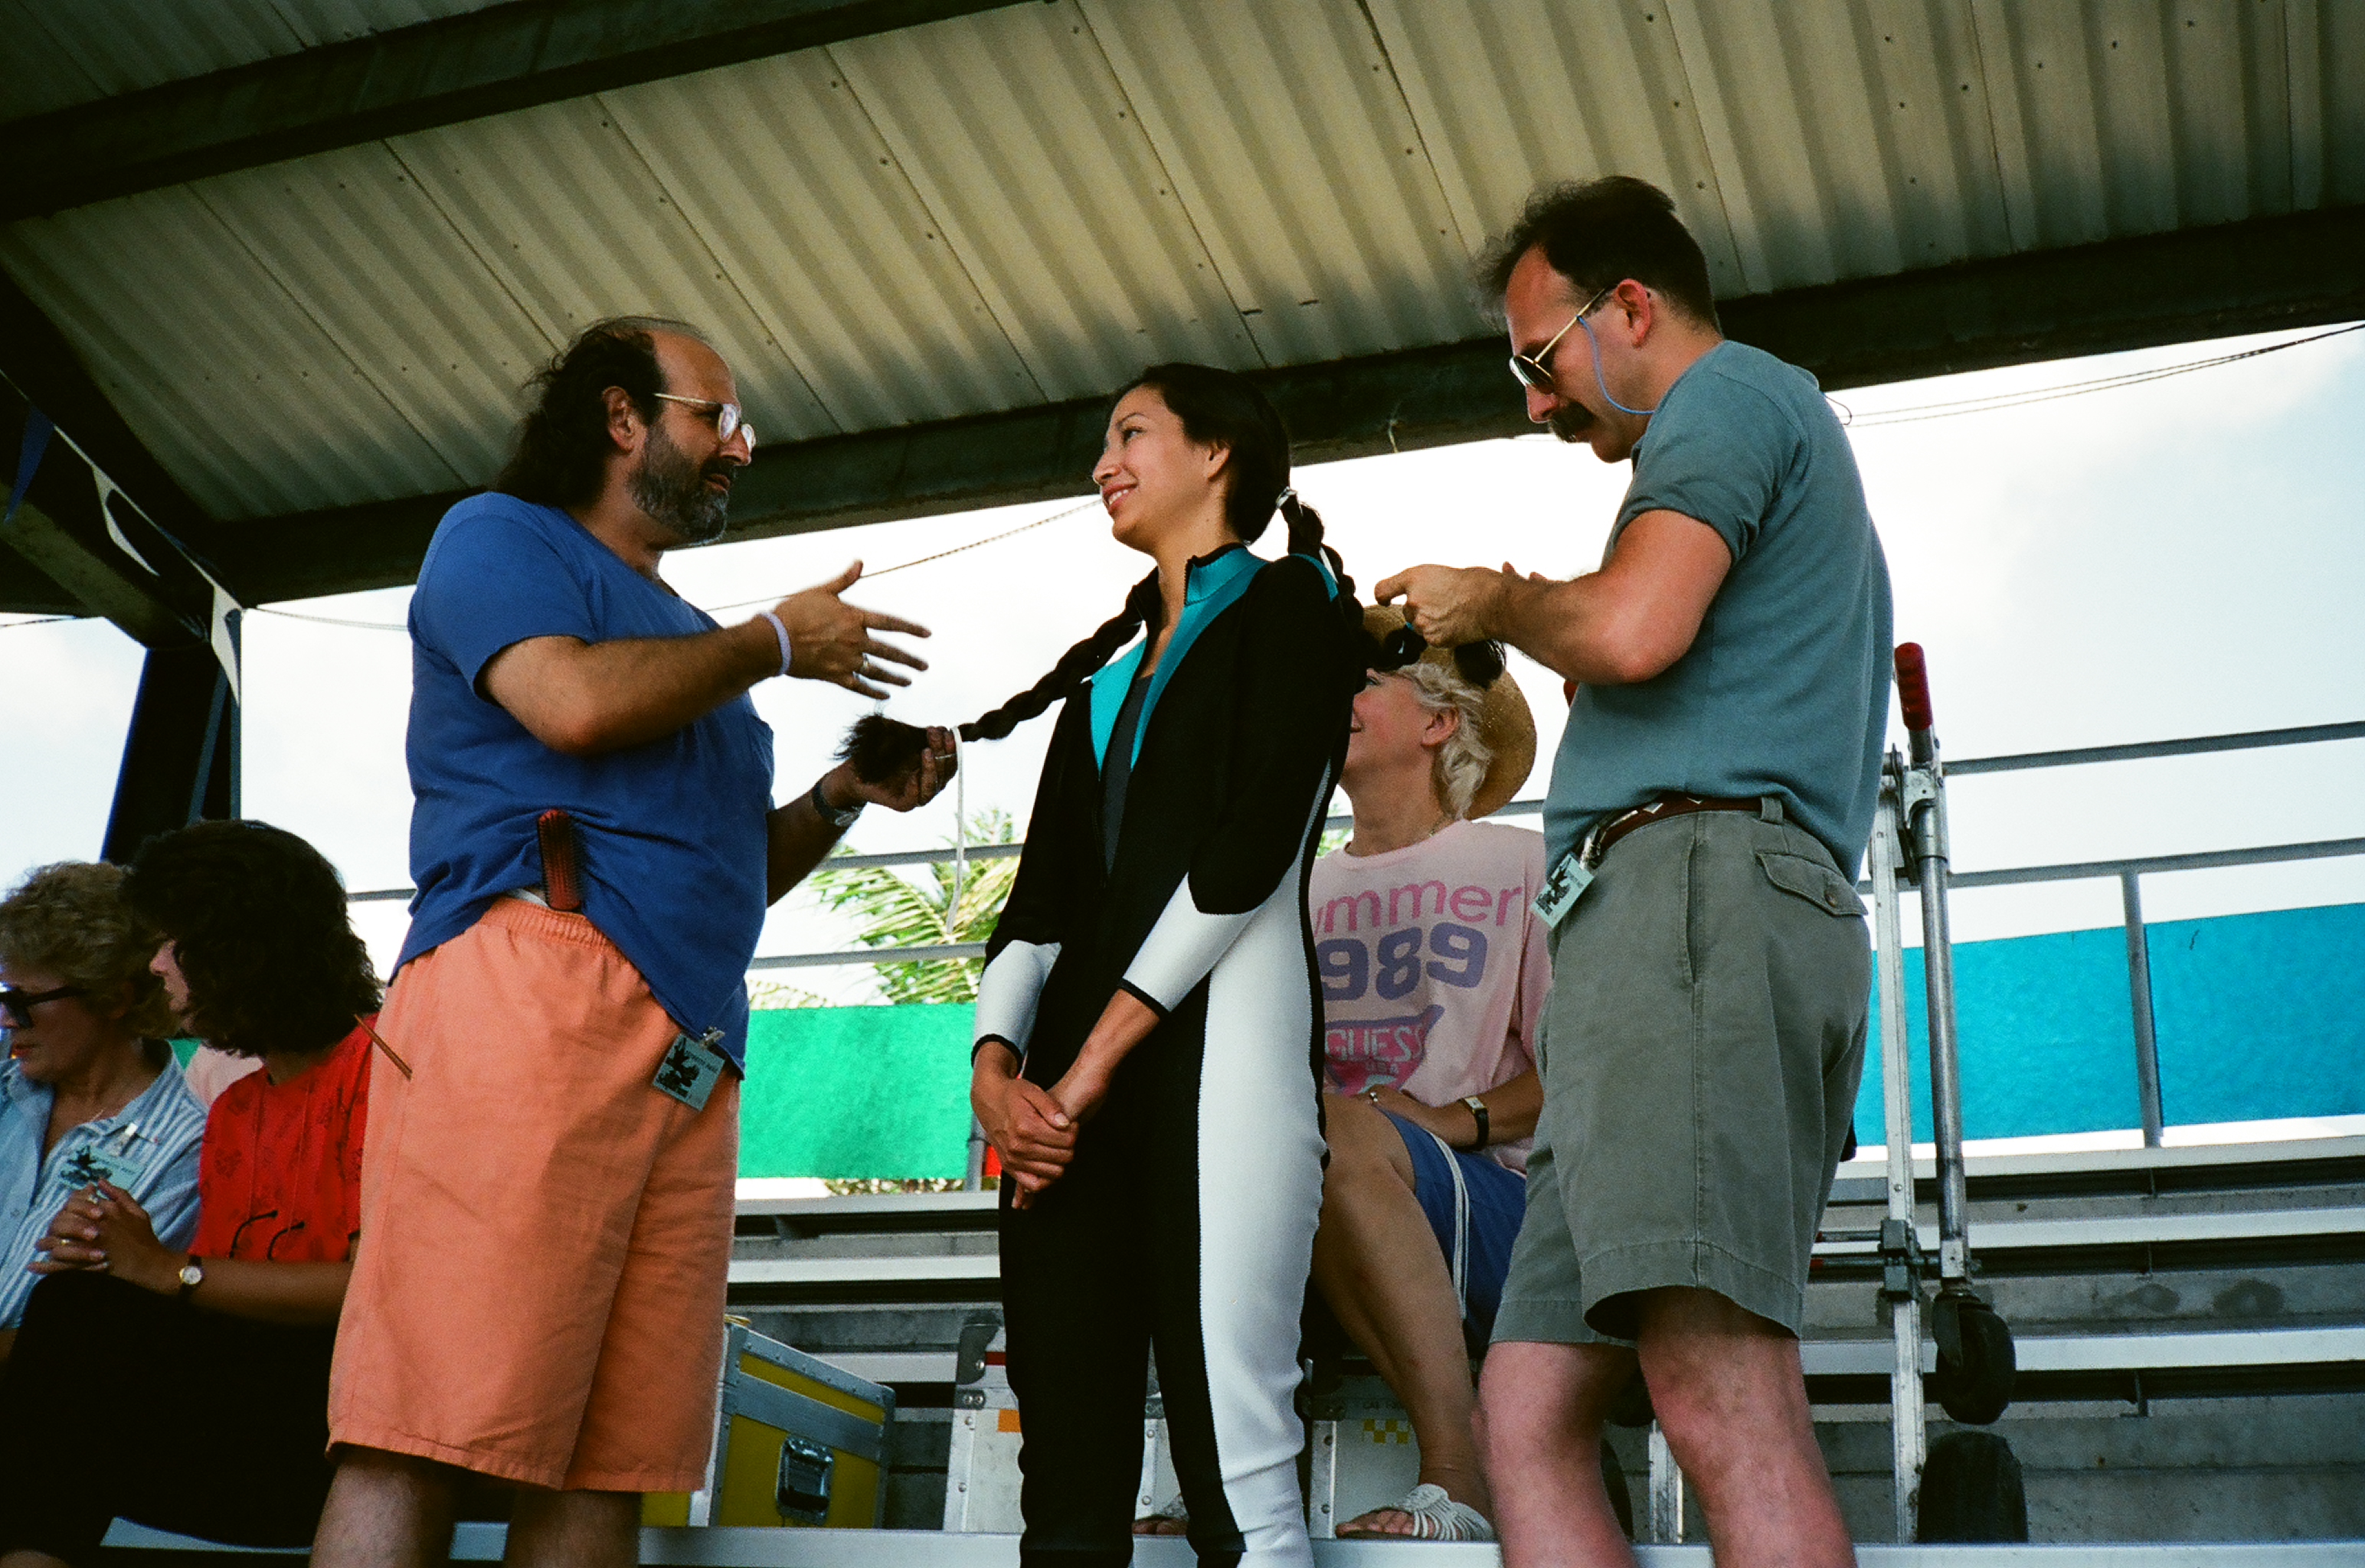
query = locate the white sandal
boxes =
[1337,1482,1497,1542]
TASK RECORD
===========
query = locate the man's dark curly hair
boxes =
[123,821,381,1058]
[492,315,707,505]
[1480,176,1720,330]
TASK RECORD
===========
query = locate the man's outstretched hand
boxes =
[771,563,931,699]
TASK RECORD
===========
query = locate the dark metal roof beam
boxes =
[0,0,1033,220]
[9,205,2360,616]
[164,205,2365,609]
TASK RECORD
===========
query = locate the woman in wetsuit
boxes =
[967,364,1361,1566]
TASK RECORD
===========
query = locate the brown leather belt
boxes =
[1591,793,1765,863]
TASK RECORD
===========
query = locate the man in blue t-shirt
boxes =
[315,317,954,1568]
[1380,180,1889,1568]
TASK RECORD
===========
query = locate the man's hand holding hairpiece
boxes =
[1372,564,1515,648]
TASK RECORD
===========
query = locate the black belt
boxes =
[1590,793,1764,864]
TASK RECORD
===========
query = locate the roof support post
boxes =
[102,619,242,864]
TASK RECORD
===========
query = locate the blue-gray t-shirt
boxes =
[397,494,776,1068]
[1542,340,1892,876]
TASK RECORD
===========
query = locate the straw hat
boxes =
[1360,605,1536,821]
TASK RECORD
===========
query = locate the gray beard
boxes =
[631,423,731,546]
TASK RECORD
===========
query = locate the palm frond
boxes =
[806,810,1020,1004]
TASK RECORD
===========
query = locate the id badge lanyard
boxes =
[1533,818,1612,931]
[61,1121,156,1191]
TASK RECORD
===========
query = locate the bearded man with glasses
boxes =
[1377,178,1892,1568]
[312,317,955,1568]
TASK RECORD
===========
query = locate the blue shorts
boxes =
[1382,1111,1527,1344]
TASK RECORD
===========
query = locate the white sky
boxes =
[6,322,2363,1001]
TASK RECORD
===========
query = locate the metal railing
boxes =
[348,724,2365,1098]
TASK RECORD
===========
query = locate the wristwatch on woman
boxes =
[1461,1096,1490,1152]
[176,1256,205,1297]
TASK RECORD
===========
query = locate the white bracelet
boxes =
[757,610,792,678]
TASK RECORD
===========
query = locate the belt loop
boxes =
[1758,795,1784,824]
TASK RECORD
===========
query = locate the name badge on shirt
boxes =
[1533,851,1595,930]
[653,1029,729,1112]
[61,1128,155,1191]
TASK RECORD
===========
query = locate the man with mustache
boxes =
[1379,179,1891,1568]
[313,318,953,1568]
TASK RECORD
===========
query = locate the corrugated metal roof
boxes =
[3,0,2359,521]
[0,0,512,123]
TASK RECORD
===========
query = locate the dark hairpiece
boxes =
[123,820,381,1057]
[845,364,1362,779]
[1479,175,1719,330]
[493,315,706,506]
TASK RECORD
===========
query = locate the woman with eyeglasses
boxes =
[0,822,380,1565]
[862,362,1363,1566]
[0,861,208,1370]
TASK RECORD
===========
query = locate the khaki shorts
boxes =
[1493,803,1868,1344]
[328,899,740,1491]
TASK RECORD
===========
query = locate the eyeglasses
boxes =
[1507,282,1620,394]
[653,393,757,453]
[0,985,85,1031]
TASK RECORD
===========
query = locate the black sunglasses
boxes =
[1366,624,1507,688]
[0,985,86,1030]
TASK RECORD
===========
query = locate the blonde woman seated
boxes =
[1140,607,1544,1545]
[1312,608,1547,1544]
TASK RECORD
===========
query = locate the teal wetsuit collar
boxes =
[1088,545,1336,769]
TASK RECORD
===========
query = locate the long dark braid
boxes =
[842,363,1359,782]
[963,567,1163,743]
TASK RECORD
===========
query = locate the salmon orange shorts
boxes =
[327,898,739,1492]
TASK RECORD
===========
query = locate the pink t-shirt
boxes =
[1307,821,1550,1172]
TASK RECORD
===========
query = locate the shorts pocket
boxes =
[1757,851,1866,919]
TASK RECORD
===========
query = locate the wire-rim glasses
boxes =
[1508,282,1620,394]
[653,393,756,453]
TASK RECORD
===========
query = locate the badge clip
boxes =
[653,1028,729,1111]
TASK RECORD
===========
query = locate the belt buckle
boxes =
[1578,812,1621,872]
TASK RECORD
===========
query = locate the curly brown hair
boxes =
[492,315,706,505]
[123,822,381,1057]
[0,862,176,1038]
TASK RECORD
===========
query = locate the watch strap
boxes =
[810,775,863,829]
[1461,1095,1489,1151]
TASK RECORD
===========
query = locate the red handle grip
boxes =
[537,808,584,913]
[1895,643,1933,733]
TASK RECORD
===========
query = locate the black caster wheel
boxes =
[1932,1283,2016,1424]
[1599,1436,1634,1540]
[1917,1429,2029,1542]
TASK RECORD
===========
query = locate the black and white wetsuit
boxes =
[974,545,1357,1567]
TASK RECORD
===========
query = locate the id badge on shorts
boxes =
[62,1127,155,1191]
[653,1028,728,1112]
[1533,849,1595,931]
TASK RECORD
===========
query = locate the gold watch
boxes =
[176,1256,205,1297]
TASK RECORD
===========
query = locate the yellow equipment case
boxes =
[643,1321,895,1530]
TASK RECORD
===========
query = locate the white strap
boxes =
[1420,1126,1473,1321]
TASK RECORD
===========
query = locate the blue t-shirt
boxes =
[397,494,776,1068]
[1543,341,1893,876]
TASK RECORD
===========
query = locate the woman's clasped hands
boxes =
[971,1044,1076,1210]
[31,1181,185,1292]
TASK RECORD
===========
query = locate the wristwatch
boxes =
[176,1256,205,1297]
[1461,1096,1490,1152]
[810,775,864,831]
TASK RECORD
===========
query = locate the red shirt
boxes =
[189,1018,371,1263]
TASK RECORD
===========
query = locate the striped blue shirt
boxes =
[0,1052,207,1328]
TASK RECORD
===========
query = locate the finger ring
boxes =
[1365,1088,1381,1105]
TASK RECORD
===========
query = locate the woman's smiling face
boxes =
[1092,385,1231,556]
